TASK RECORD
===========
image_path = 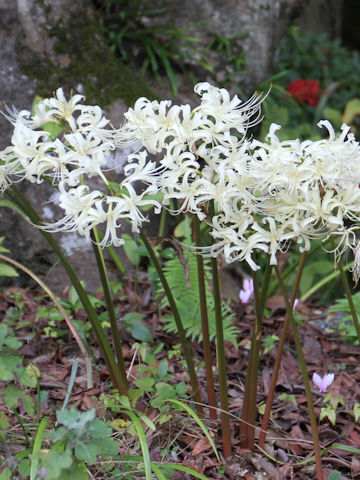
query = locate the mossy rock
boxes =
[19,6,158,107]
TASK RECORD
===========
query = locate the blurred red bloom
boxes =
[286,79,320,106]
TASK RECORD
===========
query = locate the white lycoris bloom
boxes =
[200,117,360,269]
[0,146,22,192]
[194,82,263,133]
[42,87,84,131]
[0,88,166,250]
[2,83,360,267]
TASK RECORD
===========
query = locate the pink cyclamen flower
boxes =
[312,372,335,393]
[239,278,254,304]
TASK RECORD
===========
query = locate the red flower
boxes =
[286,79,320,106]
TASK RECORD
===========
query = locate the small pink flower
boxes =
[293,298,299,310]
[312,372,335,393]
[239,278,254,304]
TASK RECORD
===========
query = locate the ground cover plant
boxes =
[0,79,360,480]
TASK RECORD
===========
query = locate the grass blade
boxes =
[162,398,220,461]
[30,416,49,480]
[160,463,211,480]
[151,462,167,480]
[123,410,151,480]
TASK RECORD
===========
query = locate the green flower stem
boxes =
[210,253,231,458]
[335,258,360,344]
[139,231,204,415]
[81,227,126,274]
[275,265,324,480]
[207,201,231,456]
[158,206,167,238]
[240,268,263,450]
[192,215,217,420]
[7,186,126,394]
[260,262,273,312]
[91,228,129,393]
[259,251,307,448]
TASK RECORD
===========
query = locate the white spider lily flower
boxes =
[194,82,263,133]
[40,179,162,245]
[11,123,58,183]
[0,146,23,192]
[63,131,113,180]
[123,98,175,153]
[76,105,113,140]
[119,182,162,232]
[252,217,294,265]
[124,150,162,186]
[42,88,84,131]
[40,184,102,233]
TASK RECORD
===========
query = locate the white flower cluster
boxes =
[1,83,360,268]
[121,83,360,269]
[0,88,160,246]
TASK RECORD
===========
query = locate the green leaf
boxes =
[0,263,18,277]
[0,324,22,349]
[175,382,186,395]
[354,402,360,423]
[75,442,99,465]
[154,382,175,401]
[327,471,341,480]
[320,406,336,425]
[122,313,153,342]
[0,355,19,381]
[57,408,95,431]
[41,449,74,480]
[135,377,155,392]
[122,234,141,267]
[123,312,145,322]
[323,108,343,129]
[139,413,156,432]
[157,358,168,379]
[18,459,30,478]
[0,199,29,218]
[0,467,12,479]
[0,412,10,430]
[343,98,360,124]
[41,121,64,139]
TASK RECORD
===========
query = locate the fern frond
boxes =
[157,245,238,347]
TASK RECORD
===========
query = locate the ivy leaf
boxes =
[320,406,336,426]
